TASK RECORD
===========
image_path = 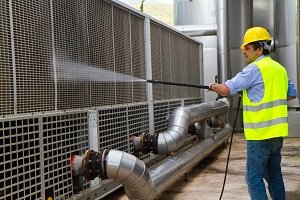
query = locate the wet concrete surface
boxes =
[102,134,300,200]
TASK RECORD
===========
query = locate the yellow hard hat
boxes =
[240,27,271,49]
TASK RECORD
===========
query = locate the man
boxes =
[209,27,297,200]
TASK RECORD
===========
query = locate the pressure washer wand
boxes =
[147,80,209,89]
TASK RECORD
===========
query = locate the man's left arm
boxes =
[287,79,297,101]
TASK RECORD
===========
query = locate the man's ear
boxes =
[258,46,264,54]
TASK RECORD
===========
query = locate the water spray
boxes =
[146,80,209,89]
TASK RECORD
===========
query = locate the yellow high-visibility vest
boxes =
[243,56,288,140]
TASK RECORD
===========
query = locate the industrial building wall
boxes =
[0,0,203,199]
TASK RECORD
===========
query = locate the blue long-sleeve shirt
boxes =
[225,55,297,102]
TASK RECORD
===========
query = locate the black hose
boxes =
[146,80,209,89]
[219,95,242,200]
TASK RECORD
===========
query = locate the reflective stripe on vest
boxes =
[244,117,288,129]
[243,99,287,112]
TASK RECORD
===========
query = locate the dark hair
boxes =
[249,40,271,55]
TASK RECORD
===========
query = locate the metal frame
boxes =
[0,0,203,199]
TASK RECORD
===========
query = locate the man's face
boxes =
[242,44,263,63]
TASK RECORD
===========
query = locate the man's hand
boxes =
[208,83,217,91]
[208,83,230,96]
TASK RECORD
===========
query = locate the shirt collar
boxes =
[253,55,269,62]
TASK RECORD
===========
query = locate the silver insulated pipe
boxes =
[157,98,229,154]
[150,124,232,197]
[71,125,232,200]
[70,99,231,199]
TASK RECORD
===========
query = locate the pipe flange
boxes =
[82,149,110,181]
[143,132,159,154]
[82,150,96,181]
[99,149,109,179]
[140,132,146,153]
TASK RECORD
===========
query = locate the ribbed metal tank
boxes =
[173,0,252,131]
[272,0,299,107]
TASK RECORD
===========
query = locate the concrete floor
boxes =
[102,134,300,200]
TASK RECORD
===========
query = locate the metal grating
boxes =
[150,22,202,101]
[189,42,202,98]
[1,0,200,117]
[184,98,203,106]
[0,0,203,199]
[0,0,13,116]
[169,31,181,99]
[54,0,90,110]
[154,102,169,132]
[42,112,89,199]
[161,28,172,99]
[98,107,128,152]
[169,100,182,112]
[150,23,163,100]
[88,0,115,107]
[12,0,55,113]
[154,100,182,133]
[127,104,149,154]
[98,104,149,156]
[0,117,42,199]
[113,6,132,104]
[0,112,89,200]
[193,98,202,104]
[178,36,189,98]
[131,14,146,102]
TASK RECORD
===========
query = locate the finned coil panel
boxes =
[12,0,55,113]
[0,0,13,115]
[113,6,132,104]
[151,23,163,100]
[88,0,115,107]
[53,0,90,110]
[161,28,172,99]
[131,14,146,102]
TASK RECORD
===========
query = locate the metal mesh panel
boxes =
[0,0,203,199]
[98,104,149,155]
[42,112,89,199]
[87,0,115,107]
[154,100,182,132]
[54,0,90,110]
[127,104,149,154]
[154,102,169,132]
[169,100,182,112]
[151,25,202,101]
[131,14,146,102]
[169,32,181,99]
[0,112,88,200]
[194,98,202,104]
[12,0,55,113]
[1,117,42,199]
[113,6,132,104]
[184,98,203,106]
[99,107,128,152]
[189,42,202,98]
[151,23,163,100]
[150,23,202,101]
[178,37,189,98]
[0,0,13,116]
[161,28,172,99]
